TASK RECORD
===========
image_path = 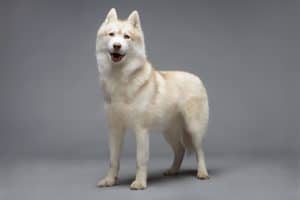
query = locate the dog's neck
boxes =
[98,55,153,104]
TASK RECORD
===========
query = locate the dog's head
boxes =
[96,8,146,65]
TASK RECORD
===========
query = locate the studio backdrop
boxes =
[0,0,299,160]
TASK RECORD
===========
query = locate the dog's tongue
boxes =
[111,53,123,62]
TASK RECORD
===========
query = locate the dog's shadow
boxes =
[118,168,221,186]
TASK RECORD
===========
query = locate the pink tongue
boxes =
[113,56,121,62]
[111,53,122,62]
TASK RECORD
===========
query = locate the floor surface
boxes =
[1,155,299,200]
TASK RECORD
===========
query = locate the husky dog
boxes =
[96,8,209,190]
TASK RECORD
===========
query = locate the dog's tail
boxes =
[181,128,194,155]
[180,95,209,155]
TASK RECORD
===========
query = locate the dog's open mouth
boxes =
[110,52,125,62]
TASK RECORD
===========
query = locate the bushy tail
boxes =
[181,128,194,155]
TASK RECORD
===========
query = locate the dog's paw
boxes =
[197,172,210,180]
[163,168,179,176]
[130,180,147,190]
[97,177,116,187]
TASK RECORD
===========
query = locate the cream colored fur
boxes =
[96,8,209,190]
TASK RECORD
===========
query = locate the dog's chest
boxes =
[101,78,129,103]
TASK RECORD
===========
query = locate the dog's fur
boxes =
[96,8,209,190]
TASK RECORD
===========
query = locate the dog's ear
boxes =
[105,8,118,24]
[127,10,141,29]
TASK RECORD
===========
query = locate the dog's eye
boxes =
[124,34,130,39]
[108,32,115,37]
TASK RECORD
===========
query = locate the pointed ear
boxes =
[127,10,141,28]
[105,8,118,23]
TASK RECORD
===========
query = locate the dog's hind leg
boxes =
[181,96,209,180]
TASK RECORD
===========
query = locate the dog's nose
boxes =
[113,43,121,50]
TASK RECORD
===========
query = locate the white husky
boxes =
[96,8,209,190]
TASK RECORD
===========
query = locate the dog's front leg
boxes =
[97,125,125,187]
[130,128,149,190]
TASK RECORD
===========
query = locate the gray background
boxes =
[1,0,299,199]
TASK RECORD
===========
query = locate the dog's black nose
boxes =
[113,43,121,50]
